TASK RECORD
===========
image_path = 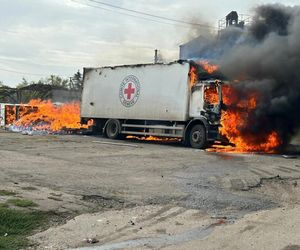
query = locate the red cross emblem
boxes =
[124,82,135,100]
[119,75,140,107]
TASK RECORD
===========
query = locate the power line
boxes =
[71,0,194,29]
[72,0,217,30]
[85,0,216,29]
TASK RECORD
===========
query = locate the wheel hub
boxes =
[111,124,117,134]
[192,131,201,142]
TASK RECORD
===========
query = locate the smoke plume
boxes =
[219,4,300,148]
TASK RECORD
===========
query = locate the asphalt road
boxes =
[1,130,299,219]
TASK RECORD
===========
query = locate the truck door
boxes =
[204,83,221,115]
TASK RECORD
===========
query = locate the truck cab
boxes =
[186,80,223,148]
[190,80,222,121]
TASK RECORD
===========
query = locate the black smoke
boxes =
[219,4,300,148]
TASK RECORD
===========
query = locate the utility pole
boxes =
[154,49,158,64]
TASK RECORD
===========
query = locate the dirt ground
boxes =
[1,130,300,249]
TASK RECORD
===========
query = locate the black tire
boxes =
[189,124,207,149]
[92,120,104,135]
[105,119,121,139]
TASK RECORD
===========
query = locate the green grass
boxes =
[6,199,38,208]
[0,190,16,196]
[0,203,8,208]
[0,236,29,250]
[0,207,46,250]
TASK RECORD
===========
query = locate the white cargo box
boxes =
[81,62,191,121]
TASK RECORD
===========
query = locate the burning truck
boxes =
[80,60,224,149]
[4,5,296,154]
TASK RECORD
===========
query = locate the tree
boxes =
[70,70,83,91]
[0,71,83,103]
[16,78,30,88]
[46,75,69,88]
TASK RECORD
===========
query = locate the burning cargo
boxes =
[0,103,36,127]
[3,100,91,134]
[81,61,223,149]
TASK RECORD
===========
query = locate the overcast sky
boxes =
[1,0,299,86]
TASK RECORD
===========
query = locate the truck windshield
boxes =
[204,85,219,105]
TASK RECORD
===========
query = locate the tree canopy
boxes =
[0,71,83,103]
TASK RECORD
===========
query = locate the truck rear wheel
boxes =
[189,124,207,149]
[105,119,121,139]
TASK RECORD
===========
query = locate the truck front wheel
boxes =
[189,124,207,149]
[105,119,121,139]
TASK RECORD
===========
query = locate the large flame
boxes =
[199,61,219,74]
[14,99,92,132]
[192,60,282,153]
[216,85,282,153]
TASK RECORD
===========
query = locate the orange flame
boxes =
[126,135,179,142]
[189,66,197,88]
[204,86,219,104]
[199,61,219,74]
[3,105,35,126]
[14,99,92,131]
[5,105,17,125]
[217,85,282,153]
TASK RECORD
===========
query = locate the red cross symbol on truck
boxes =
[124,82,135,100]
